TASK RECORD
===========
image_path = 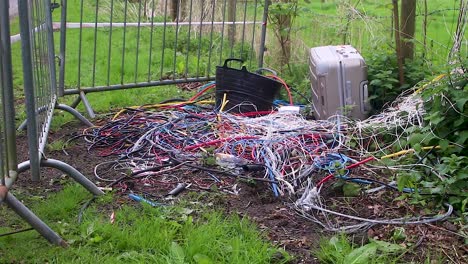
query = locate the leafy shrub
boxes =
[366,48,431,112]
[409,69,468,211]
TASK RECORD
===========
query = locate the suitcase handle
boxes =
[222,58,248,72]
[360,81,369,112]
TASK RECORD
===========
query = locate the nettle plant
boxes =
[402,69,468,212]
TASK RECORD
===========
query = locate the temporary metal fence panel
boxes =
[0,0,18,190]
[58,0,269,95]
[0,0,67,245]
[0,0,103,246]
[19,0,58,181]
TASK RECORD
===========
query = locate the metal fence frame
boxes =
[18,0,95,181]
[0,0,103,245]
[3,0,270,244]
[57,0,270,115]
[1,0,65,246]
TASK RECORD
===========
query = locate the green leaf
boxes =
[390,227,407,242]
[456,131,468,145]
[461,198,468,213]
[343,244,377,264]
[170,242,186,264]
[193,254,213,264]
[371,239,404,253]
[89,235,103,243]
[369,79,382,86]
[409,133,424,146]
[329,235,347,253]
[397,173,412,192]
[343,182,361,197]
[439,139,450,151]
[455,97,468,111]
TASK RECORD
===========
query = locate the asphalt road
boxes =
[9,0,18,20]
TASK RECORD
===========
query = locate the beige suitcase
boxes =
[309,45,370,120]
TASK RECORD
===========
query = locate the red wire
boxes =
[235,110,275,117]
[266,75,294,105]
[189,83,216,102]
[316,156,376,187]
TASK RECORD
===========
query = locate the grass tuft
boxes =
[0,184,290,263]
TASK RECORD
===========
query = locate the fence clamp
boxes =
[56,55,62,66]
[50,1,60,12]
[0,185,8,201]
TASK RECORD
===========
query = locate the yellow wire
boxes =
[220,93,229,112]
[112,100,215,120]
[380,145,444,159]
[217,93,229,122]
[414,73,446,94]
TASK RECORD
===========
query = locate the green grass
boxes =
[286,0,463,67]
[0,184,291,263]
[10,0,261,124]
[58,0,259,90]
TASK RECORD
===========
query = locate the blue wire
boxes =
[198,81,216,92]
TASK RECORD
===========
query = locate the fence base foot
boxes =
[4,192,67,247]
[69,92,96,119]
[55,103,93,127]
[17,102,94,131]
[18,159,104,196]
[79,91,96,118]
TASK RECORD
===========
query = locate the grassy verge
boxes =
[292,0,462,63]
[0,184,290,263]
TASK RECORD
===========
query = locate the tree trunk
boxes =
[277,0,292,70]
[400,0,416,61]
[392,0,405,85]
[422,0,428,60]
[179,0,188,21]
[228,0,236,46]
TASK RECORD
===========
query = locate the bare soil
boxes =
[10,120,468,264]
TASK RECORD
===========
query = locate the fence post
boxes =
[228,0,236,46]
[258,0,270,68]
[0,0,18,174]
[0,0,66,246]
[58,0,67,96]
[18,0,41,181]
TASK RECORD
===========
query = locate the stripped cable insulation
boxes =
[80,78,457,233]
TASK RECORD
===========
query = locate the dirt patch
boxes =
[9,120,468,264]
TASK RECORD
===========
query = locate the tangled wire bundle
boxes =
[82,89,452,232]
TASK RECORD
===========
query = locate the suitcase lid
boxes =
[309,45,364,75]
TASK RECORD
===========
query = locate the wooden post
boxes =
[228,0,236,45]
[400,0,416,61]
[392,0,405,85]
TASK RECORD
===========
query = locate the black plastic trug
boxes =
[215,58,282,114]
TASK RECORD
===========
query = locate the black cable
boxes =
[168,154,278,184]
[130,163,173,176]
[0,228,34,237]
[344,177,401,192]
[77,196,96,224]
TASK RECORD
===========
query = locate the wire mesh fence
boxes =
[1,0,69,245]
[19,0,59,181]
[58,0,269,95]
[0,0,18,191]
